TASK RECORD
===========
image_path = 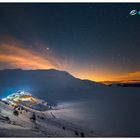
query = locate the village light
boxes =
[2,98,7,101]
[2,90,47,107]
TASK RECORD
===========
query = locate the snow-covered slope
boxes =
[0,99,97,137]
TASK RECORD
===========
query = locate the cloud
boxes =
[118,71,140,81]
[104,70,140,83]
[0,37,62,70]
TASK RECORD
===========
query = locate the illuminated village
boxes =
[2,90,49,111]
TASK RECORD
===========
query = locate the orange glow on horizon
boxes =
[70,69,140,84]
[0,39,140,84]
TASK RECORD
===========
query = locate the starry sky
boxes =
[0,3,140,82]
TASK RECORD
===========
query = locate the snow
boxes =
[0,99,95,137]
[0,69,140,137]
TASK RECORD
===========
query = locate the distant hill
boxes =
[116,83,140,87]
[102,80,140,86]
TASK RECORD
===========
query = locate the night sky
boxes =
[0,3,140,82]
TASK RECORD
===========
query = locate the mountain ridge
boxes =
[0,69,105,103]
[0,68,102,84]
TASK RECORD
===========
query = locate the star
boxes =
[46,47,50,51]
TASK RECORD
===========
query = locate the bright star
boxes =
[46,47,50,51]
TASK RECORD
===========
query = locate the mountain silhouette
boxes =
[0,69,104,103]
